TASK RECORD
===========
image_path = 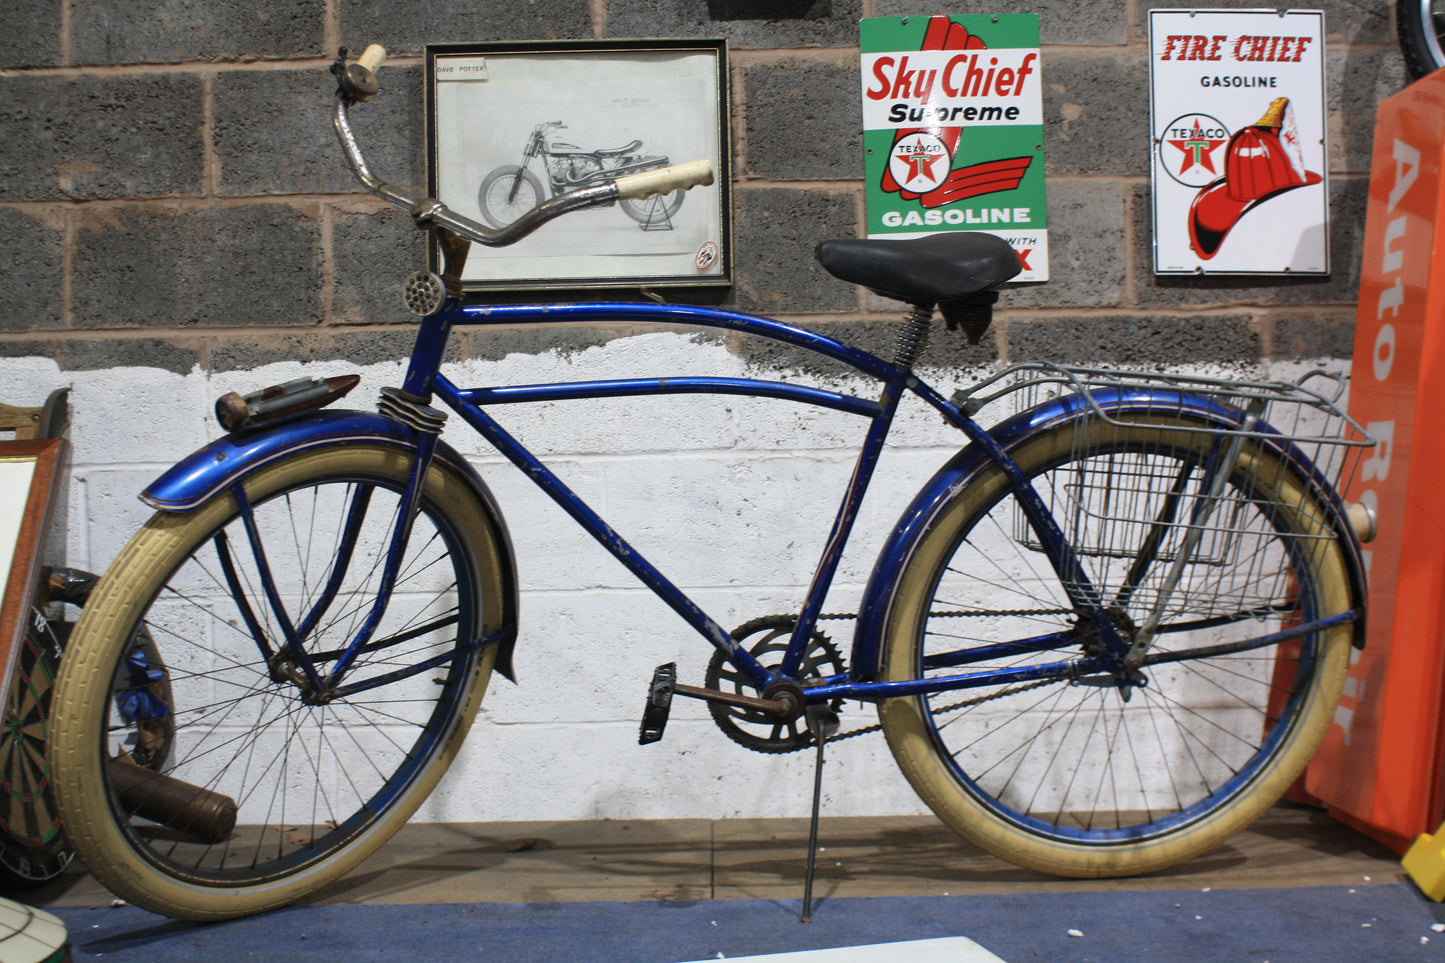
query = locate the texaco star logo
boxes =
[1157,113,1231,188]
[888,132,952,193]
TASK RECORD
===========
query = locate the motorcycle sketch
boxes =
[478,121,687,231]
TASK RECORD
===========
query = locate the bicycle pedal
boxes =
[639,662,677,745]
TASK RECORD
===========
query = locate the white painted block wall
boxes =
[0,338,1349,824]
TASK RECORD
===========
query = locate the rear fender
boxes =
[850,390,1368,679]
[141,409,521,680]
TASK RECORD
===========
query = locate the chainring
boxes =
[705,615,845,754]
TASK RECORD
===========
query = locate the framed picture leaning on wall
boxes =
[0,438,66,694]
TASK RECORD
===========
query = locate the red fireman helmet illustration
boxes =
[1187,97,1322,259]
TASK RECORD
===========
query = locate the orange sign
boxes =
[1306,71,1445,850]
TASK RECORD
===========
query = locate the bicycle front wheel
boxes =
[878,414,1353,878]
[51,443,507,919]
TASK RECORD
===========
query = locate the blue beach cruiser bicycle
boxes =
[49,47,1374,921]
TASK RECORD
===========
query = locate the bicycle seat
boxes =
[815,233,1022,304]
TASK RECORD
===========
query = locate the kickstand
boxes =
[800,702,839,923]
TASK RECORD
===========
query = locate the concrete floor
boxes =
[26,804,1410,910]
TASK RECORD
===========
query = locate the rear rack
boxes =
[953,362,1374,482]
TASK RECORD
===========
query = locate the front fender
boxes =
[141,409,522,681]
[851,390,1368,679]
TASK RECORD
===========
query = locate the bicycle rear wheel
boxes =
[51,444,507,919]
[878,414,1353,877]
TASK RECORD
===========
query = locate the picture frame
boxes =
[425,39,732,292]
[0,438,66,693]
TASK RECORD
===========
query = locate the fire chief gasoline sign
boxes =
[1149,9,1328,274]
[861,15,1048,282]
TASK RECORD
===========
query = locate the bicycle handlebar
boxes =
[331,45,714,250]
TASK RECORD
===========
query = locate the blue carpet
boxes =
[46,884,1445,962]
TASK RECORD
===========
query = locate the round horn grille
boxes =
[403,272,446,317]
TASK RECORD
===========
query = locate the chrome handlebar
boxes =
[331,93,623,249]
[329,46,711,250]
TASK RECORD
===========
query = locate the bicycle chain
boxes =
[758,609,1076,752]
[821,676,1060,746]
[816,608,1073,622]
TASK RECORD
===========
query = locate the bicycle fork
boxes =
[222,388,453,701]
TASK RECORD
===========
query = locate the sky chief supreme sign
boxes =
[861,15,1049,282]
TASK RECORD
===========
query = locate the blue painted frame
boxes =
[434,299,1121,690]
[165,295,1364,705]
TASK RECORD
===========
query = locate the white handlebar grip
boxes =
[615,160,715,200]
[358,44,388,72]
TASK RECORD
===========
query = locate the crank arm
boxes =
[672,682,798,719]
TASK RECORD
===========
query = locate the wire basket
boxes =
[951,363,1375,619]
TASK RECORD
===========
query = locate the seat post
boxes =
[893,303,934,371]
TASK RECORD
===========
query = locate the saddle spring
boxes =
[893,303,934,371]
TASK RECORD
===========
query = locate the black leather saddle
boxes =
[815,233,1021,305]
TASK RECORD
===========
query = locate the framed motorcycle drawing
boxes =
[426,39,732,291]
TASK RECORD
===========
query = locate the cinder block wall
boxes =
[0,1,1401,822]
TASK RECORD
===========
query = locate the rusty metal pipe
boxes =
[109,757,238,844]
